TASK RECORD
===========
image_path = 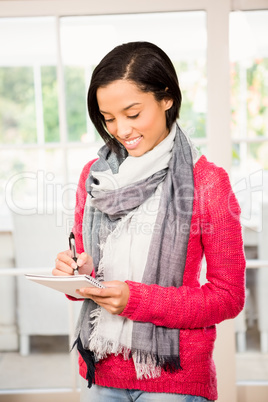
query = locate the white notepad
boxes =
[25,274,105,299]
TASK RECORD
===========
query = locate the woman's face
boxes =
[96,80,173,157]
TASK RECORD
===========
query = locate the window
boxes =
[230,10,268,231]
[0,17,65,224]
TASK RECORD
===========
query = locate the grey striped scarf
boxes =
[73,124,194,387]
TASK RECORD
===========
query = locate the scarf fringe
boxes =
[88,306,131,360]
[132,349,183,379]
[95,256,104,282]
[91,336,131,361]
[132,349,182,373]
[90,328,131,360]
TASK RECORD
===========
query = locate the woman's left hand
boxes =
[76,281,130,315]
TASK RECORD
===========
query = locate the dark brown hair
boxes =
[87,41,182,153]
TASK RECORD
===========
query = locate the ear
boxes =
[163,97,173,111]
[162,87,173,111]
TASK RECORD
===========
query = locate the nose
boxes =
[115,119,132,139]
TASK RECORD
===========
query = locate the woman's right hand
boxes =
[52,251,93,277]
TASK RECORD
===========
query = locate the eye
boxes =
[128,113,140,119]
[104,118,115,123]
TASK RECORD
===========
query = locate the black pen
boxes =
[69,232,79,275]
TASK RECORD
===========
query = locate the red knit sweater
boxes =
[72,155,246,401]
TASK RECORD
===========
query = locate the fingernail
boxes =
[71,262,77,269]
[77,257,83,266]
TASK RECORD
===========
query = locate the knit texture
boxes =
[72,154,246,401]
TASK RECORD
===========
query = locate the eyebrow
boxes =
[99,102,141,114]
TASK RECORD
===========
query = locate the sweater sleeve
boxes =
[120,162,246,329]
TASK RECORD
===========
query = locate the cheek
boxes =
[137,110,158,132]
[106,123,116,135]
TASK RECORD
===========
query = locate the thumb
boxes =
[76,252,93,275]
[77,252,90,267]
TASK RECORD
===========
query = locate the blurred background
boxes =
[0,1,267,401]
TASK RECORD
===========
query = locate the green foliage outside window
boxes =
[64,66,87,142]
[0,66,60,144]
[247,59,268,138]
[41,66,60,142]
[0,67,36,144]
[231,58,268,169]
[174,60,206,139]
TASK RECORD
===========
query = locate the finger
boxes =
[74,290,111,308]
[55,255,76,275]
[57,250,77,268]
[76,285,123,303]
[75,286,128,315]
[79,284,124,297]
[77,252,91,267]
[86,295,126,315]
[52,267,73,276]
[78,286,106,297]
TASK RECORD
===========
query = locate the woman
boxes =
[53,41,246,401]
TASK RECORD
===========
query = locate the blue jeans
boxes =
[80,382,213,402]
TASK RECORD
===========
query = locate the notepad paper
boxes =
[25,274,105,299]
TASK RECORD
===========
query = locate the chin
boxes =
[128,149,146,157]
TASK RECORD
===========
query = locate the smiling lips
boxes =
[124,135,142,149]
